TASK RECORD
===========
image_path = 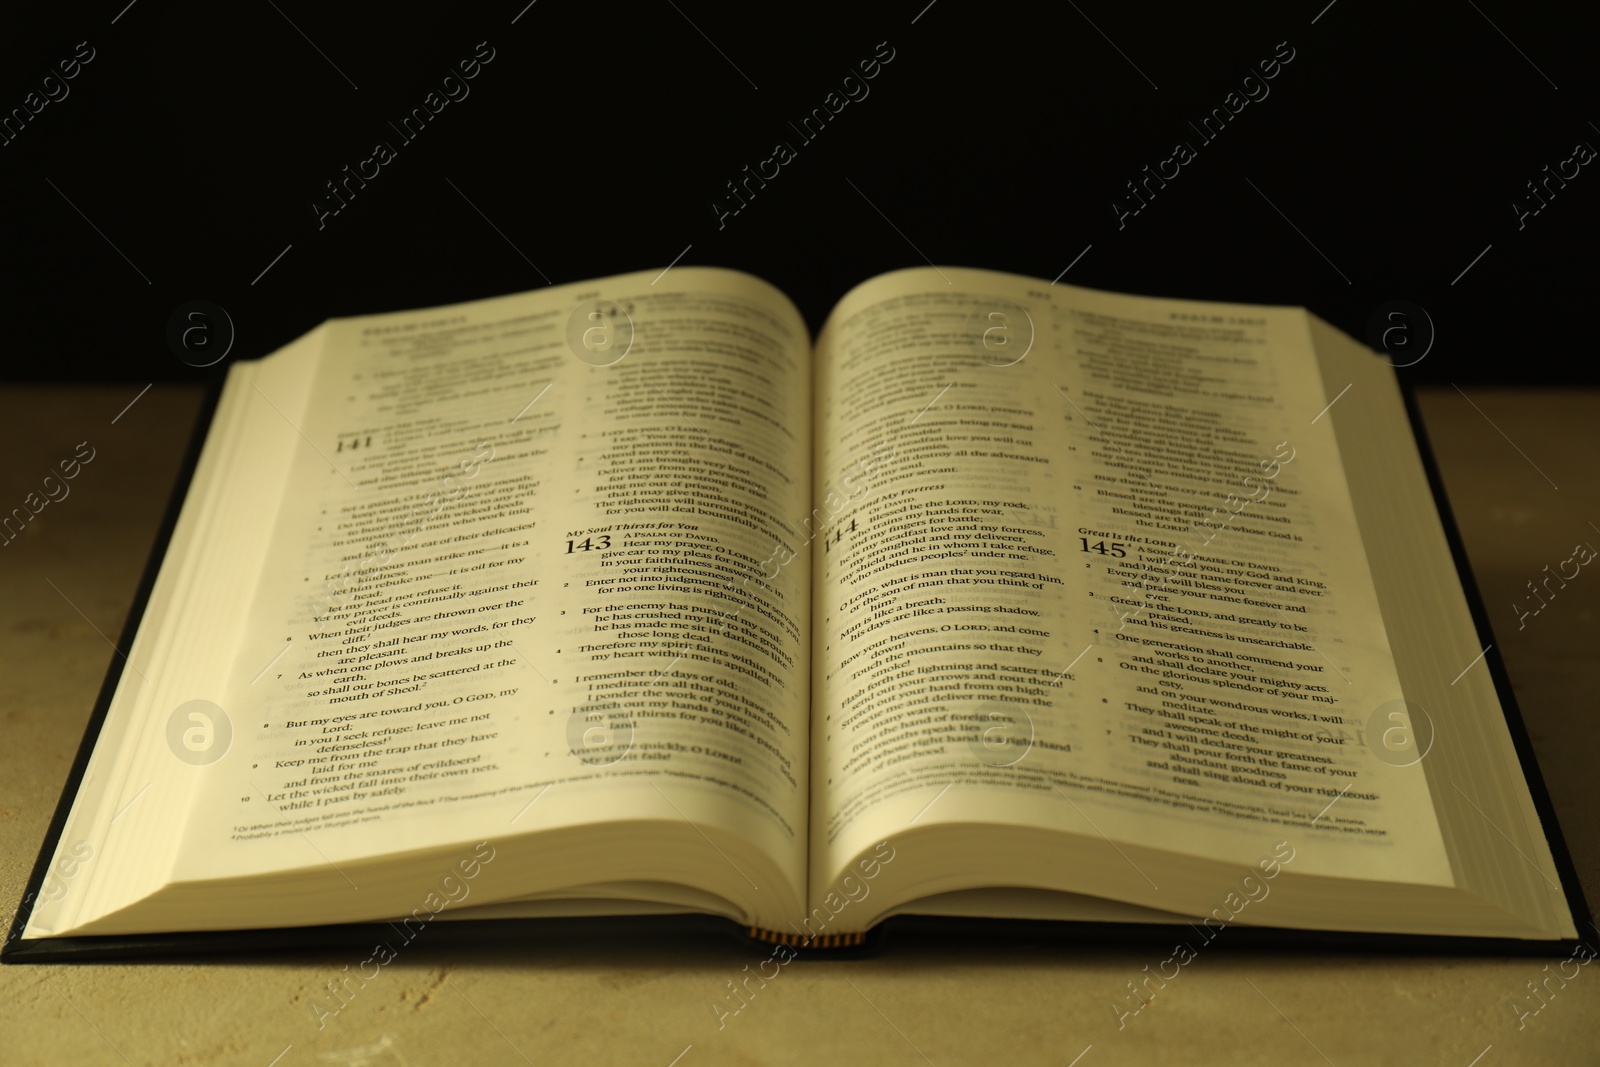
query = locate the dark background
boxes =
[2,0,1594,384]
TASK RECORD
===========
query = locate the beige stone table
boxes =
[1,385,1596,1066]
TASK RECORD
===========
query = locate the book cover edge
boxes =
[3,371,229,963]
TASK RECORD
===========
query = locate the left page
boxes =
[26,268,815,938]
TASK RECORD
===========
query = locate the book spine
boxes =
[746,926,866,950]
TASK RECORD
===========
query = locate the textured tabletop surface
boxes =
[1,384,1596,1066]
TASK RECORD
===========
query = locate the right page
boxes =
[809,267,1475,930]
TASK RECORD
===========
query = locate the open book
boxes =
[5,266,1587,962]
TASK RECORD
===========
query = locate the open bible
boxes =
[5,266,1588,962]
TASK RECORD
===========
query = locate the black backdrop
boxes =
[2,0,1595,383]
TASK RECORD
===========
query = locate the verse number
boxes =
[1078,538,1127,558]
[566,534,612,553]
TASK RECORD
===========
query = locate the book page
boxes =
[42,268,815,936]
[19,340,326,941]
[1304,314,1574,937]
[810,267,1450,915]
